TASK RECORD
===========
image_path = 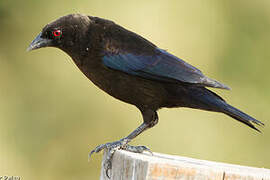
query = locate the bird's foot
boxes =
[89,139,152,178]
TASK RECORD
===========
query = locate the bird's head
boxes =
[27,14,92,52]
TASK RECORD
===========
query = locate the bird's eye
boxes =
[52,29,62,38]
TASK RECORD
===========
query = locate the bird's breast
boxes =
[71,55,167,109]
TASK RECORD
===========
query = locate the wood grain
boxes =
[100,150,270,180]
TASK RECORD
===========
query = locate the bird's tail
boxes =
[181,86,264,132]
[220,102,264,132]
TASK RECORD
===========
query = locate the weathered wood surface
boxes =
[100,150,270,180]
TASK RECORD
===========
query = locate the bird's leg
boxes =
[89,109,158,178]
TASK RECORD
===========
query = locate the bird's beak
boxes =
[27,32,52,52]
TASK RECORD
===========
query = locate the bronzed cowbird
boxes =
[27,14,264,177]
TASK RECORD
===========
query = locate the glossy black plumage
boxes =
[28,14,263,177]
[103,47,230,89]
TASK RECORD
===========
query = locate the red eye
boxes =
[53,30,62,37]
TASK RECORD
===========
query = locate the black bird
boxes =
[28,14,263,176]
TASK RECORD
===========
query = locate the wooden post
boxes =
[100,150,270,180]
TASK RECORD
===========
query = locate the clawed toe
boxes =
[89,144,106,160]
[125,144,152,154]
[89,139,152,178]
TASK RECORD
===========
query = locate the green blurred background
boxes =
[0,0,269,179]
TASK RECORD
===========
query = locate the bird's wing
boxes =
[102,48,230,89]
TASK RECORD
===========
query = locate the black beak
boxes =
[27,32,52,52]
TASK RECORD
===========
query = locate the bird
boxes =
[27,14,264,177]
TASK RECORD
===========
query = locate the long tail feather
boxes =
[185,87,264,132]
[221,103,264,132]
